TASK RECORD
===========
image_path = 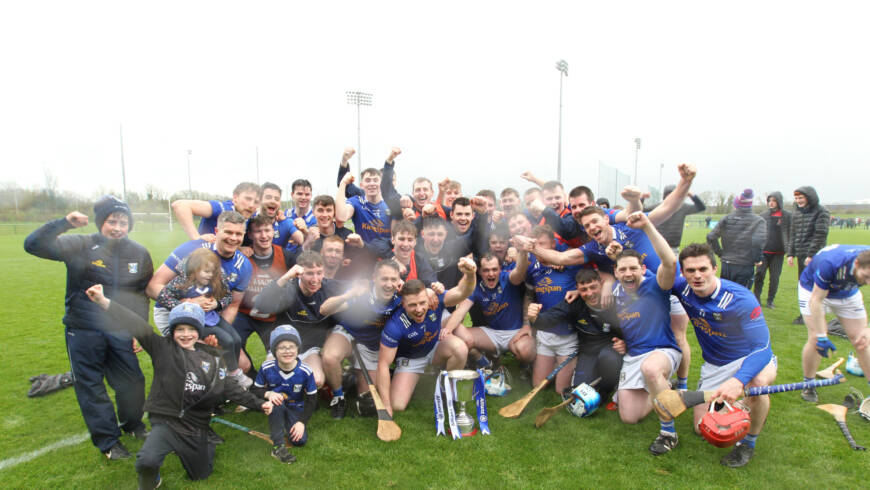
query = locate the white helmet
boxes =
[485,368,511,397]
[566,382,601,418]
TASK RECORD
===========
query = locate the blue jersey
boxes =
[254,359,317,408]
[381,294,446,359]
[284,208,316,253]
[613,270,678,356]
[335,290,402,350]
[468,270,524,331]
[527,255,579,334]
[164,239,253,292]
[197,199,235,236]
[673,276,772,385]
[800,244,870,299]
[180,284,222,326]
[579,223,668,274]
[346,196,392,244]
[272,218,298,249]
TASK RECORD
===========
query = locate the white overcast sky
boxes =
[2,1,868,203]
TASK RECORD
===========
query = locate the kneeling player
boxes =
[675,243,777,468]
[445,251,534,368]
[798,245,870,402]
[609,213,682,455]
[529,268,625,400]
[254,325,317,464]
[85,285,270,489]
[376,257,477,415]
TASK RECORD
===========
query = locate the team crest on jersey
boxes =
[713,312,722,321]
[128,262,139,274]
[297,310,308,317]
[293,384,302,392]
[274,229,280,238]
[91,259,106,268]
[429,312,437,322]
[201,361,211,374]
[228,273,238,283]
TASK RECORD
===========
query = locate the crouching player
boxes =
[84,285,271,490]
[798,245,870,402]
[675,243,776,467]
[376,257,478,415]
[253,325,317,464]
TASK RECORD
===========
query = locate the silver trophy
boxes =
[448,370,479,436]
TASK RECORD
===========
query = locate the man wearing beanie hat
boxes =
[25,196,153,461]
[706,189,767,288]
[253,325,317,464]
[84,285,271,488]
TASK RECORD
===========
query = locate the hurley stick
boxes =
[818,404,866,451]
[499,350,579,419]
[816,357,844,379]
[351,341,402,442]
[534,377,602,428]
[211,417,273,444]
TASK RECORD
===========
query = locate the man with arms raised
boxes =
[797,244,870,402]
[147,211,252,387]
[376,257,478,414]
[172,182,260,240]
[607,212,681,456]
[446,250,533,369]
[673,243,777,467]
[335,168,391,246]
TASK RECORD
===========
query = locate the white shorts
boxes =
[669,294,686,316]
[698,355,778,392]
[618,348,682,391]
[480,327,521,356]
[331,325,379,370]
[154,306,171,336]
[798,286,866,319]
[535,330,579,357]
[394,347,439,374]
[299,347,321,361]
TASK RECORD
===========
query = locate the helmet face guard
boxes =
[699,401,751,448]
[567,382,601,418]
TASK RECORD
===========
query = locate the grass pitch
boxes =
[1,224,868,488]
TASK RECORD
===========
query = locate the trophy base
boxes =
[448,427,479,438]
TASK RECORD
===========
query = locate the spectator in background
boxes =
[787,186,830,325]
[706,189,766,289]
[753,192,791,308]
[596,197,611,209]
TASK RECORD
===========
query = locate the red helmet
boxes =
[699,401,751,448]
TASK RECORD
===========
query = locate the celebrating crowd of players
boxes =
[25,147,870,487]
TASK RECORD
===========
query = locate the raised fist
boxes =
[625,211,650,229]
[388,147,402,162]
[399,195,413,209]
[528,198,546,215]
[421,203,437,217]
[457,256,477,274]
[293,217,308,232]
[402,208,416,221]
[340,173,355,187]
[345,234,364,248]
[620,185,642,202]
[520,171,537,182]
[342,147,356,164]
[678,163,697,181]
[605,241,624,261]
[66,211,89,228]
[438,178,450,192]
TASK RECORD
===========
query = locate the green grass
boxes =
[1,224,869,488]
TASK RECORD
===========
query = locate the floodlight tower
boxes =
[555,60,569,182]
[633,138,641,185]
[346,91,373,176]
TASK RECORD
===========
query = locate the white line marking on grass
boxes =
[0,432,89,471]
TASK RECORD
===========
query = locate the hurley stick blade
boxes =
[369,386,402,442]
[499,379,549,418]
[817,403,848,422]
[534,398,572,428]
[816,358,845,379]
[653,390,714,421]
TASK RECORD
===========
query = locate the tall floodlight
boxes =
[659,162,664,197]
[633,138,641,185]
[555,60,569,182]
[186,150,192,195]
[346,91,373,176]
[119,125,127,202]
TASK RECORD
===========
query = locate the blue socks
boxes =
[738,433,758,448]
[660,420,676,435]
[333,387,343,398]
[676,377,688,390]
